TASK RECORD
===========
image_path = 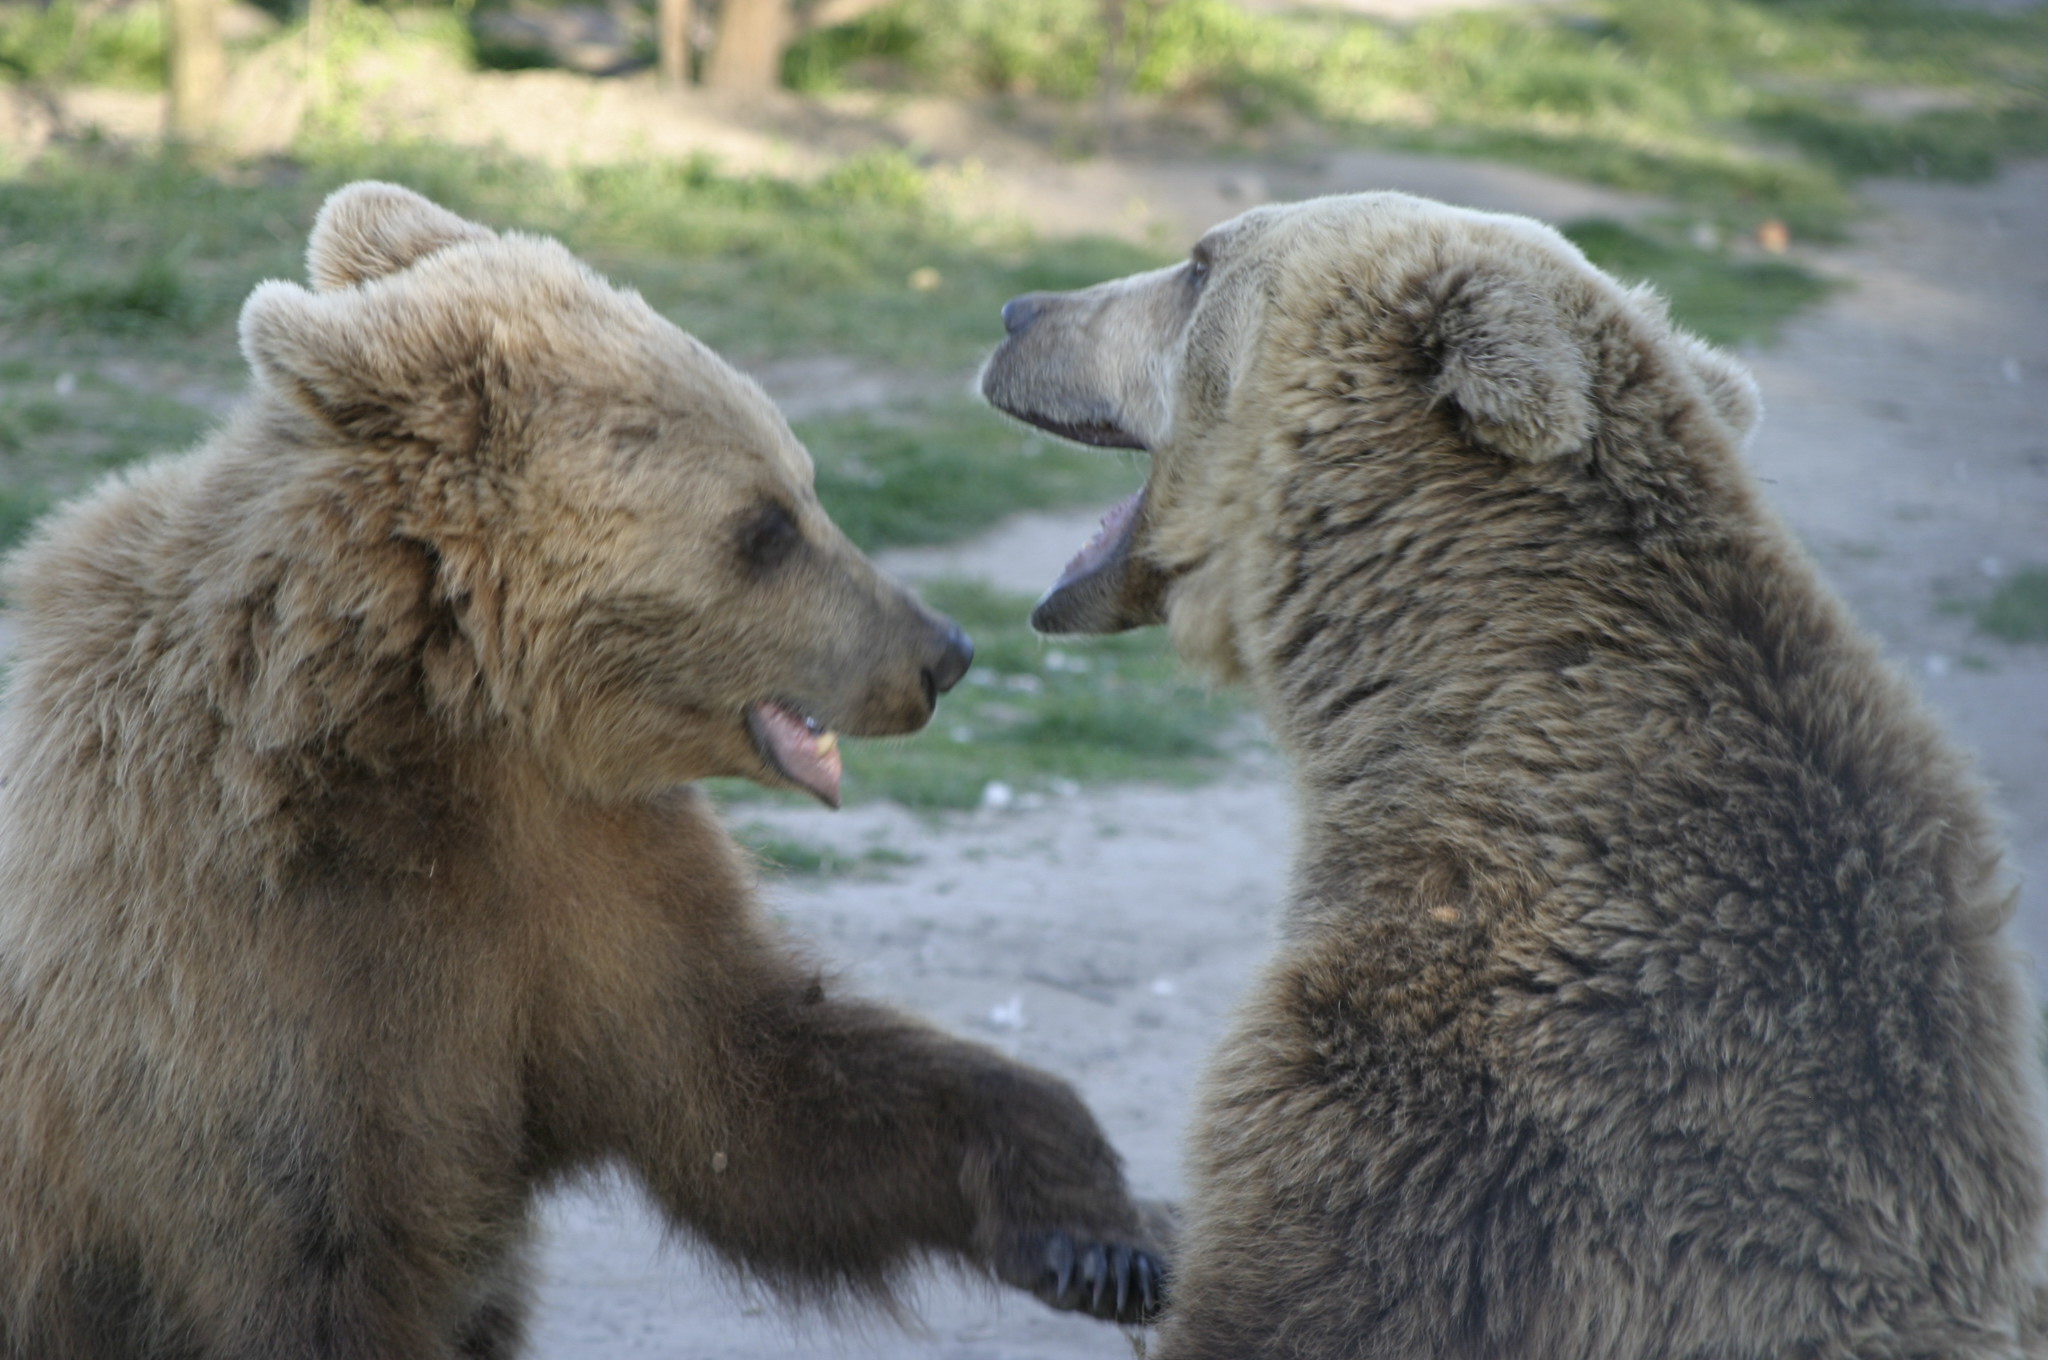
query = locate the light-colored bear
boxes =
[0,181,1162,1358]
[981,191,2048,1358]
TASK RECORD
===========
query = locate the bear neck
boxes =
[1232,413,1992,940]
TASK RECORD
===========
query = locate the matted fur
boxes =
[0,182,1162,1358]
[980,193,2048,1358]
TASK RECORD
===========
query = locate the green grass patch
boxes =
[791,0,2048,236]
[1975,568,2048,644]
[732,825,919,879]
[733,580,1247,811]
[1561,219,1835,347]
[0,138,1153,373]
[800,397,1144,553]
[0,139,1167,555]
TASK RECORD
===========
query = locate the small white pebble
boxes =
[979,780,1014,811]
[1150,977,1177,997]
[54,372,76,398]
[988,995,1025,1029]
[1924,654,1951,679]
[711,1150,728,1174]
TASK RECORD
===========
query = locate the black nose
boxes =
[925,622,974,698]
[1001,294,1046,336]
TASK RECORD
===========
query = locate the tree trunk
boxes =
[1096,0,1128,149]
[659,0,693,86]
[165,0,223,139]
[704,0,789,92]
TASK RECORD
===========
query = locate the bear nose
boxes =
[924,622,974,699]
[1000,294,1047,336]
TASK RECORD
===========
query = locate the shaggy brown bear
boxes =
[0,181,1164,1359]
[980,192,2048,1358]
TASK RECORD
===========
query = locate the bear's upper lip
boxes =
[746,700,842,809]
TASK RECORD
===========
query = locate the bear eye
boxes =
[739,503,801,570]
[1187,248,1212,289]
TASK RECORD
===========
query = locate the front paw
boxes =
[998,1227,1169,1324]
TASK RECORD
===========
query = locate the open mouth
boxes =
[747,700,843,808]
[984,404,1159,634]
[1050,486,1144,595]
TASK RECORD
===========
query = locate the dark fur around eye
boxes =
[739,503,801,569]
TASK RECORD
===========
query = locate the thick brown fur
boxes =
[0,181,1163,1359]
[981,192,2048,1358]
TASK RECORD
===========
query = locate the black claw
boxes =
[1080,1242,1108,1313]
[1109,1244,1132,1318]
[1139,1254,1159,1316]
[1044,1232,1076,1304]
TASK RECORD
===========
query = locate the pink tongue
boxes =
[1055,488,1145,590]
[752,702,842,808]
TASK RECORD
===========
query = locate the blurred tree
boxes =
[704,0,788,90]
[166,0,223,138]
[659,0,692,84]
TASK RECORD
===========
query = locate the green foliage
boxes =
[1976,569,2048,644]
[1561,219,1835,347]
[0,1,167,87]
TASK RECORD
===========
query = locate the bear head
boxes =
[978,192,1761,681]
[236,182,971,805]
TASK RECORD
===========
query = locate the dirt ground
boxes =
[527,142,2048,1360]
[9,49,2046,1358]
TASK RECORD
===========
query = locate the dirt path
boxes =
[526,149,2048,1356]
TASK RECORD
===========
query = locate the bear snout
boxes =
[1000,293,1049,336]
[924,620,974,701]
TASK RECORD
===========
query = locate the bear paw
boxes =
[999,1228,1168,1324]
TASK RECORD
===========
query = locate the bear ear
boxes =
[1675,331,1762,443]
[239,279,492,455]
[1427,268,1595,462]
[307,181,493,292]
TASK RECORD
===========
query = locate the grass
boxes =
[717,579,1248,811]
[732,825,920,879]
[1561,220,1837,347]
[802,397,1142,553]
[792,0,2048,238]
[1976,568,2048,644]
[0,138,1165,552]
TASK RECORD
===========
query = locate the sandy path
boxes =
[527,152,2048,1356]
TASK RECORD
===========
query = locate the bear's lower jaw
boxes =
[1031,485,1169,636]
[747,701,843,808]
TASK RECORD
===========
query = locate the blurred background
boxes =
[2,0,2045,1354]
